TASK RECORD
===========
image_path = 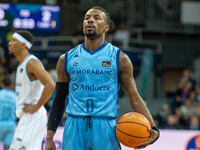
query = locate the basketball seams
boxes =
[117,121,150,129]
[115,133,135,148]
[115,127,150,138]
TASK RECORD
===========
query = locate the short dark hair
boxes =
[91,6,115,29]
[2,77,11,86]
[16,30,34,49]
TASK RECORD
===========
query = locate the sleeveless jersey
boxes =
[0,89,16,121]
[65,41,121,118]
[15,55,45,118]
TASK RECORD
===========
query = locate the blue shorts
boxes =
[0,121,15,147]
[62,115,121,150]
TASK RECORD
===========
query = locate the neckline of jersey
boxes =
[81,41,108,55]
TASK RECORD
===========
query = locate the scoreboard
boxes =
[0,3,60,31]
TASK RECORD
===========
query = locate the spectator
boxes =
[174,107,185,129]
[180,99,196,129]
[154,103,169,128]
[189,115,200,130]
[113,22,130,49]
[170,80,193,114]
[164,114,181,129]
[195,100,200,117]
[178,68,200,93]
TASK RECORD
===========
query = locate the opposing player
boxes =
[45,6,159,150]
[8,30,55,150]
[0,77,16,150]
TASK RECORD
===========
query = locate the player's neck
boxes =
[16,50,30,64]
[84,37,105,51]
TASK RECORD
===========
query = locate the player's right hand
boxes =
[45,140,56,150]
[45,130,56,150]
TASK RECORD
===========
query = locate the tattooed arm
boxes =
[56,54,69,82]
[119,52,159,149]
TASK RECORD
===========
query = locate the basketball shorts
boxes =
[62,115,121,150]
[9,106,47,150]
[0,121,15,147]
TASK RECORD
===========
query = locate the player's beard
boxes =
[85,31,96,37]
[9,51,14,55]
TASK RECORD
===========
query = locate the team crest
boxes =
[102,61,111,67]
[20,146,26,150]
[73,60,79,66]
[20,69,23,73]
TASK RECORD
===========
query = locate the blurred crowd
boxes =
[154,68,200,130]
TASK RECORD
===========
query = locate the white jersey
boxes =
[10,54,47,150]
[15,54,44,118]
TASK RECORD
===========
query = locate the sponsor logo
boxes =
[73,60,78,66]
[12,138,22,149]
[72,69,112,75]
[102,61,111,67]
[186,135,200,150]
[72,83,79,91]
[72,83,109,91]
[20,146,26,150]
[74,54,79,57]
[127,114,148,124]
[16,83,22,86]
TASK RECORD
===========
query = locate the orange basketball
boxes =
[115,112,151,148]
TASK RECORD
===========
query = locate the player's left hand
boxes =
[23,103,39,114]
[134,127,159,149]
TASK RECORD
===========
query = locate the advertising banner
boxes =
[1,128,200,150]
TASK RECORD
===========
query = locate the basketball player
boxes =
[8,30,55,150]
[45,6,159,150]
[0,77,16,150]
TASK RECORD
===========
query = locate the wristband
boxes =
[151,126,160,144]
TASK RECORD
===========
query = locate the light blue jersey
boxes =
[0,89,16,121]
[0,88,16,147]
[63,41,121,150]
[65,41,121,118]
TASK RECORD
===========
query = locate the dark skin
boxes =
[8,36,55,114]
[45,8,159,150]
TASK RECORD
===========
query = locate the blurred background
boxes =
[1,0,200,132]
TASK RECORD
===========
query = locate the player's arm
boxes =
[119,52,159,148]
[23,59,55,114]
[45,54,69,150]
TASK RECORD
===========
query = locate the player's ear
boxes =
[104,25,109,33]
[22,43,27,49]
